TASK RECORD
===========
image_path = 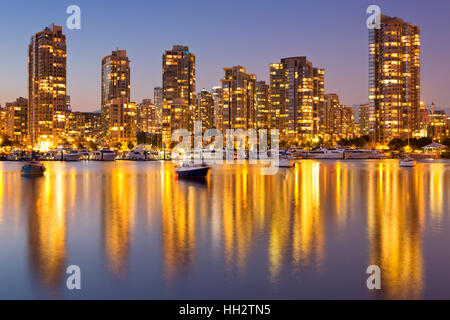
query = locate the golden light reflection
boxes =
[367,162,424,299]
[102,165,136,278]
[27,171,67,291]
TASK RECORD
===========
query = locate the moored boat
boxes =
[21,161,46,177]
[175,162,210,179]
[399,157,416,167]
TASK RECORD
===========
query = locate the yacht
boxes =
[399,157,416,167]
[62,149,82,161]
[91,149,116,161]
[306,148,327,159]
[316,148,345,159]
[126,149,147,161]
[343,149,372,159]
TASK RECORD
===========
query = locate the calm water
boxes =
[0,160,449,300]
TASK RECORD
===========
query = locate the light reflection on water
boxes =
[0,160,449,299]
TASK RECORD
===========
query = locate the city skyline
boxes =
[1,0,450,113]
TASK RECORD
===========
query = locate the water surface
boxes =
[0,160,449,299]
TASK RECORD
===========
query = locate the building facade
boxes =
[196,89,215,131]
[358,103,371,136]
[255,81,270,130]
[105,97,137,145]
[369,15,421,143]
[220,66,256,133]
[270,57,324,142]
[101,50,131,136]
[28,24,67,148]
[5,97,28,144]
[162,45,196,146]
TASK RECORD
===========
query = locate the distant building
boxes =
[429,110,448,140]
[324,94,355,140]
[196,89,215,131]
[162,45,196,146]
[105,97,137,144]
[211,86,223,131]
[5,97,28,143]
[324,94,340,137]
[358,104,371,136]
[67,111,102,142]
[137,99,158,134]
[154,87,163,127]
[270,57,324,142]
[28,24,67,148]
[369,15,421,143]
[255,81,270,130]
[220,66,256,132]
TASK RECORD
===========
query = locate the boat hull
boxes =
[176,167,210,179]
[21,164,46,176]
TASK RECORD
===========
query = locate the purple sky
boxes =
[1,0,449,113]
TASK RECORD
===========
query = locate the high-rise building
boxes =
[137,99,158,134]
[269,57,324,142]
[255,81,270,130]
[196,89,215,131]
[324,94,340,137]
[104,97,137,144]
[369,15,421,143]
[101,50,130,136]
[211,86,223,131]
[358,104,371,136]
[28,24,67,147]
[429,110,448,140]
[220,66,256,132]
[5,97,28,143]
[154,87,163,127]
[0,106,6,139]
[162,45,196,146]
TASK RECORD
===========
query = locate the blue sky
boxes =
[1,0,450,112]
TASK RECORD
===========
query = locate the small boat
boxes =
[175,162,210,179]
[21,161,46,177]
[278,157,294,168]
[399,157,416,167]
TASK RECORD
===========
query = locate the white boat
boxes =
[126,149,147,161]
[399,157,416,167]
[343,149,372,159]
[306,148,327,159]
[91,149,116,161]
[62,149,81,161]
[317,148,345,159]
[278,157,294,168]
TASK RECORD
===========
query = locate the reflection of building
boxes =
[101,50,131,136]
[369,15,421,143]
[367,165,424,299]
[162,46,196,145]
[270,57,324,142]
[255,81,270,130]
[220,66,256,132]
[27,175,67,290]
[28,24,67,148]
[101,168,135,277]
[5,97,28,144]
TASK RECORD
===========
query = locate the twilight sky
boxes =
[1,0,450,112]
